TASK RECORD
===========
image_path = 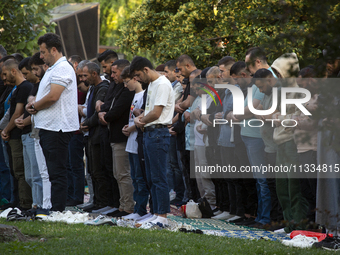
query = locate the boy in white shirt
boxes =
[120,66,149,220]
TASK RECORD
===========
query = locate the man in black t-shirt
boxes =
[1,59,33,210]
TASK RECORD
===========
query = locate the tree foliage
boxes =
[0,0,55,55]
[119,0,340,68]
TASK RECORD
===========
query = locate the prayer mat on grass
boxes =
[219,230,290,241]
[167,215,260,231]
[167,215,290,241]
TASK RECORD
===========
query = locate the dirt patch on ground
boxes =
[0,224,29,242]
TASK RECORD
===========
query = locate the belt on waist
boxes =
[143,124,167,132]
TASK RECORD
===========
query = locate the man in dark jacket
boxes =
[81,62,109,211]
[98,59,135,217]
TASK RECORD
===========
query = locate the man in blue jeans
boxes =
[132,56,174,225]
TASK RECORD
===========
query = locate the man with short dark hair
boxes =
[164,59,185,203]
[26,33,79,212]
[19,57,39,84]
[1,59,33,210]
[97,50,118,78]
[164,60,183,102]
[227,61,271,228]
[172,55,200,202]
[24,52,51,214]
[68,55,82,71]
[65,54,86,206]
[218,56,235,79]
[133,56,174,224]
[98,59,135,217]
[28,52,46,80]
[245,47,278,77]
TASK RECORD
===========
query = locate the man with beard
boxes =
[29,52,47,81]
[98,59,135,217]
[24,52,52,215]
[1,59,33,210]
[26,33,79,212]
[65,55,86,206]
[227,61,271,229]
[132,56,174,224]
[18,57,39,85]
[80,62,110,212]
[97,50,118,79]
[171,55,200,202]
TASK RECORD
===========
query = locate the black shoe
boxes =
[229,216,248,224]
[112,211,130,218]
[83,205,100,212]
[268,222,286,231]
[106,210,122,217]
[170,198,183,205]
[235,217,256,226]
[248,222,263,228]
[66,199,83,206]
[313,235,340,251]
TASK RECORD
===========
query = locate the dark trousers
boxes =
[39,129,72,212]
[234,141,257,216]
[67,133,85,203]
[206,146,229,211]
[8,139,32,209]
[167,136,185,200]
[298,150,317,222]
[180,150,200,201]
[100,126,120,208]
[0,139,11,201]
[220,146,245,216]
[265,152,283,222]
[6,142,19,206]
[88,137,109,207]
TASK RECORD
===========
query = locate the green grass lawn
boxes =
[0,219,334,254]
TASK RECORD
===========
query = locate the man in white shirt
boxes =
[132,56,174,224]
[26,33,79,212]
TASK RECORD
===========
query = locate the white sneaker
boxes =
[84,215,115,226]
[122,213,141,220]
[212,211,234,220]
[101,207,118,215]
[136,213,153,222]
[226,215,241,222]
[169,190,176,201]
[0,207,13,218]
[274,228,286,233]
[282,234,318,248]
[150,216,168,225]
[139,214,157,223]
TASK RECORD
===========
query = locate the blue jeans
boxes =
[67,133,85,202]
[166,136,185,200]
[0,138,11,201]
[129,153,149,216]
[241,136,271,224]
[143,127,170,214]
[22,133,43,207]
